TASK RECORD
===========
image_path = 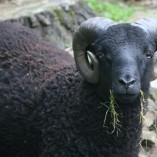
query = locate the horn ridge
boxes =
[73,17,116,83]
[132,17,157,42]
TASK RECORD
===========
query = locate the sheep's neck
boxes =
[95,96,143,156]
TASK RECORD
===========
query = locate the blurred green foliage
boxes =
[85,0,139,22]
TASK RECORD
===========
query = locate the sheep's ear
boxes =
[132,18,157,43]
[87,42,98,54]
[73,17,116,84]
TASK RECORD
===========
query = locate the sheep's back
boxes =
[0,21,74,108]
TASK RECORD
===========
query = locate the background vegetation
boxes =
[85,0,143,22]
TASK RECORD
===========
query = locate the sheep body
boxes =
[0,21,154,157]
[0,22,74,157]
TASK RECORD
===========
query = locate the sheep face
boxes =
[92,24,156,103]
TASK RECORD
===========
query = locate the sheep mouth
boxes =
[114,93,139,103]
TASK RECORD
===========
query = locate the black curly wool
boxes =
[0,22,150,157]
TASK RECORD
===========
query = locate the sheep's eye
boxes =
[146,52,153,59]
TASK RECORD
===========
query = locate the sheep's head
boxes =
[73,17,157,103]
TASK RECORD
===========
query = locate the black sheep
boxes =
[0,17,156,157]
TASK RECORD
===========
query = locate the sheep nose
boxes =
[118,77,136,89]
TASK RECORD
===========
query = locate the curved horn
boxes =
[132,18,157,42]
[73,17,116,84]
